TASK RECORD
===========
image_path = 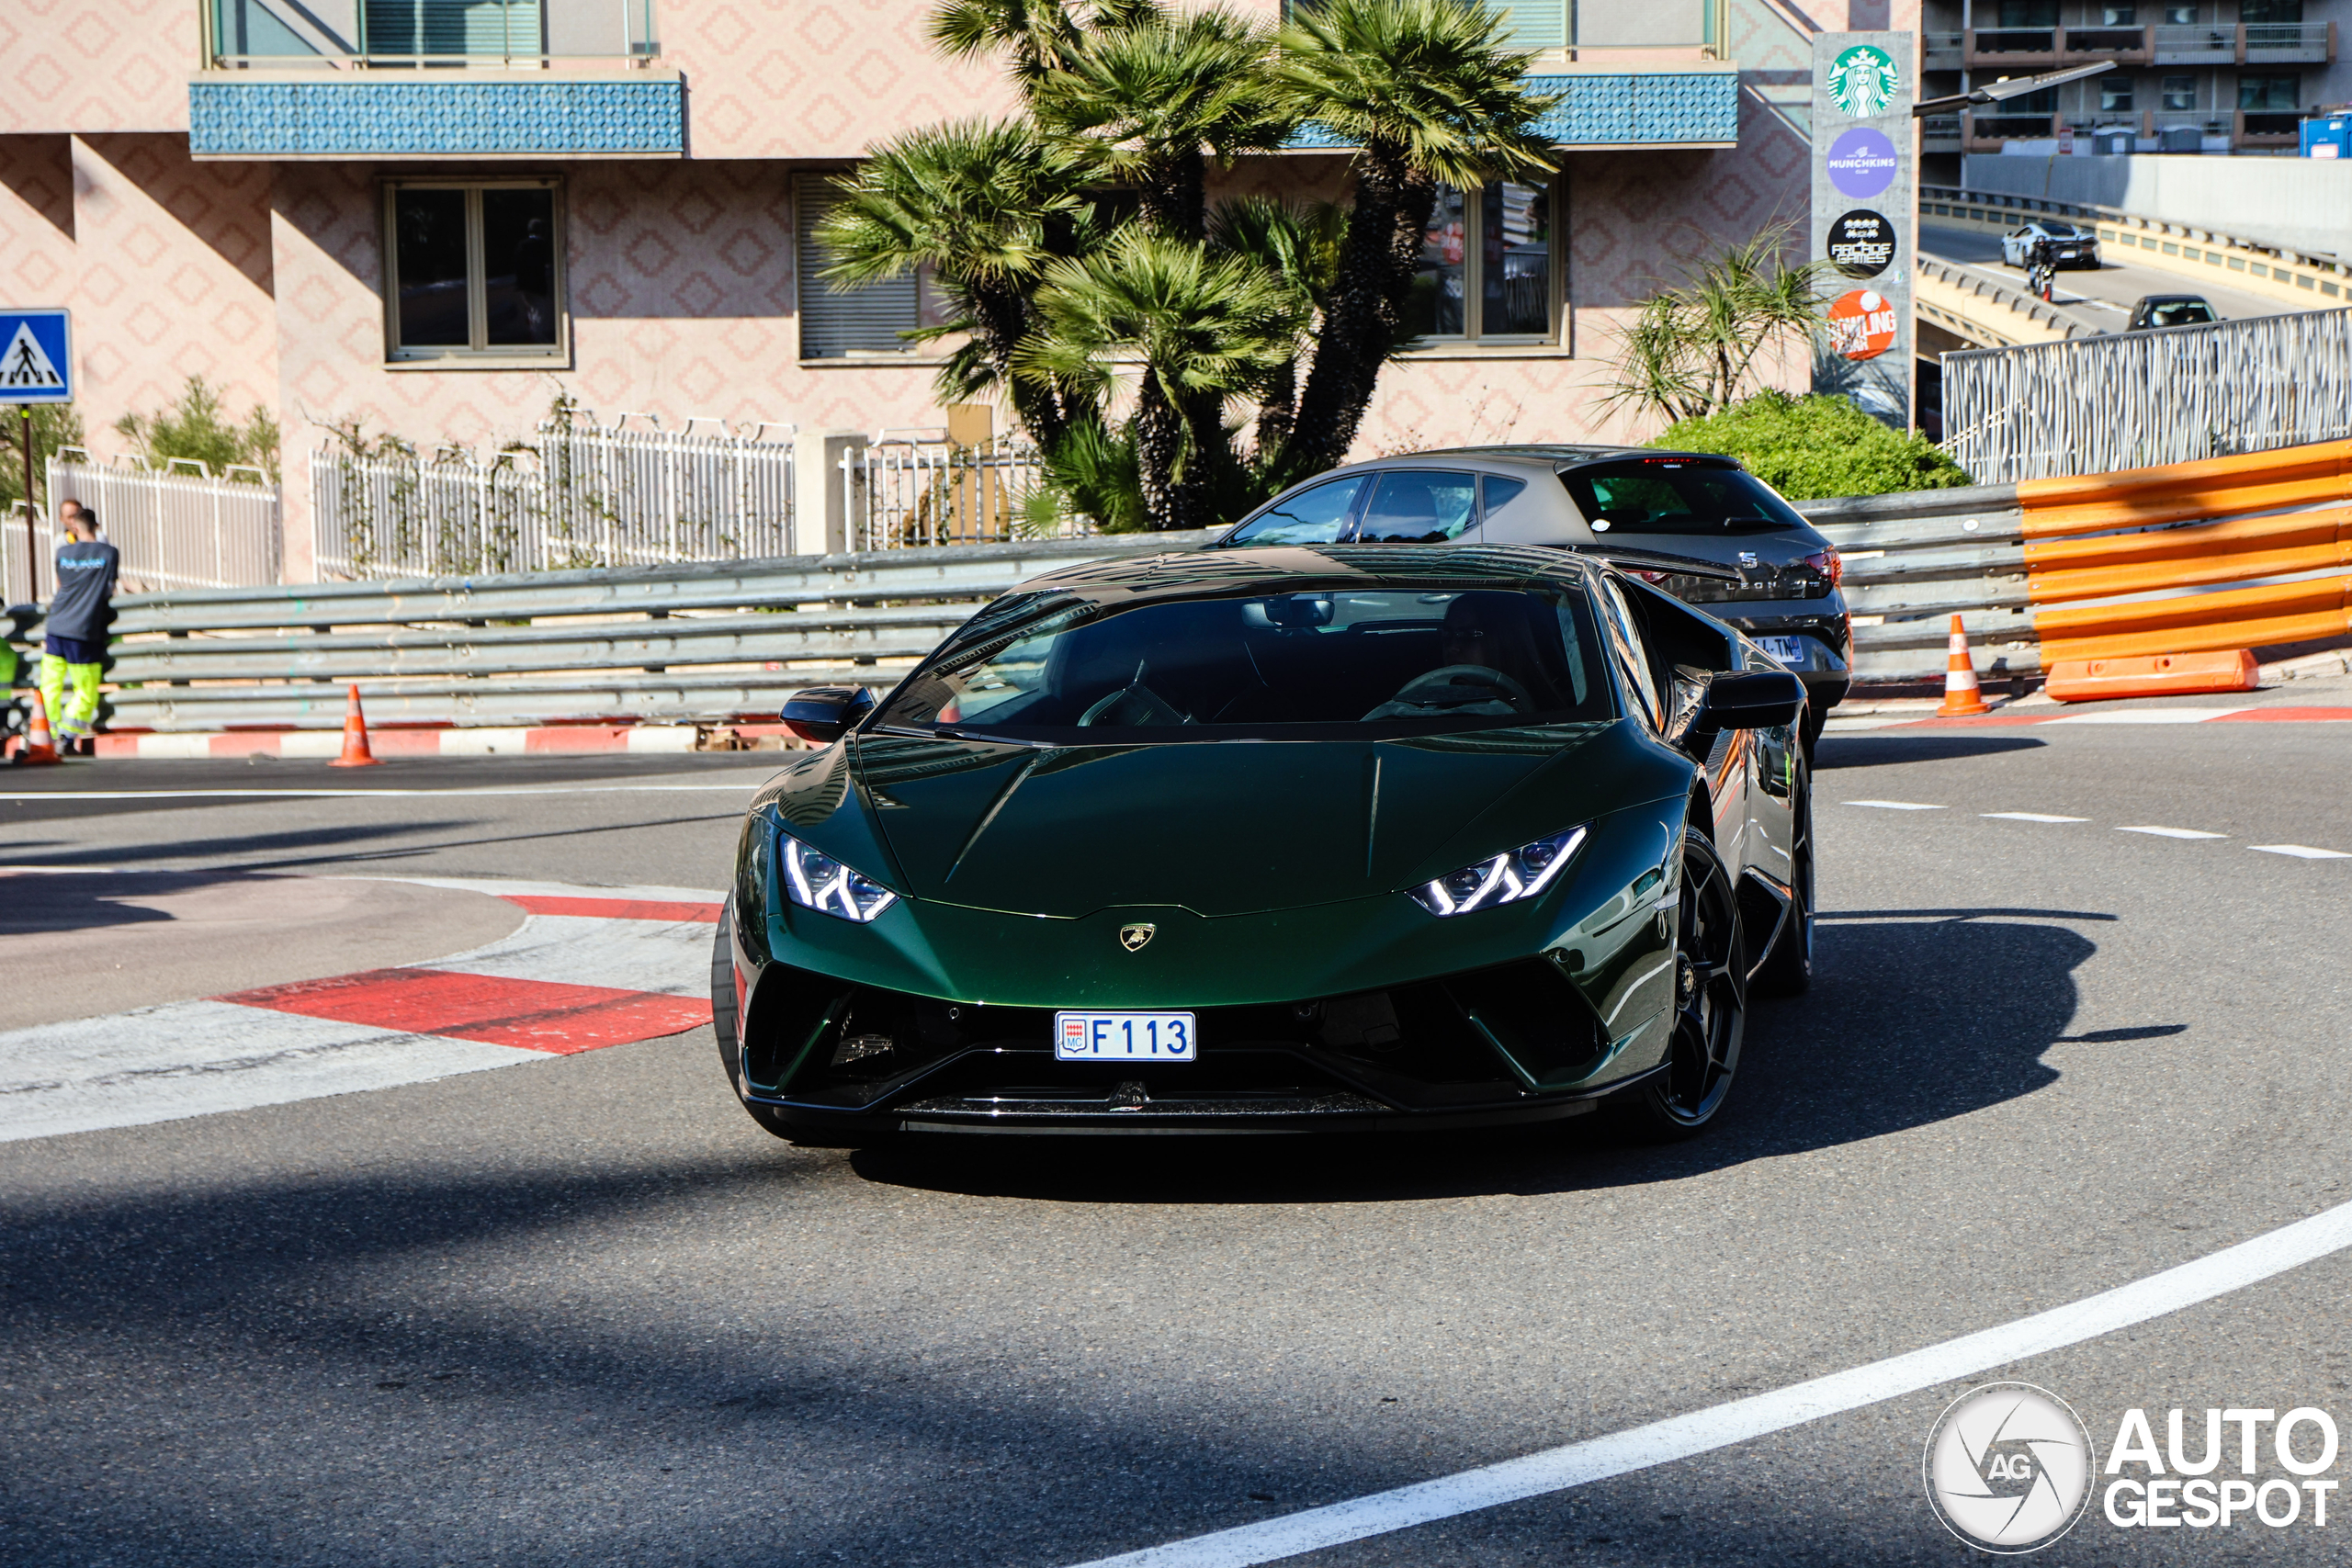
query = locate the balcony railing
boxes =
[2151,25,2236,64]
[2244,21,2335,63]
[204,0,661,71]
[1966,29,2059,68]
[2060,27,2149,65]
[1923,30,1964,69]
[2238,109,2302,143]
[1966,112,2058,148]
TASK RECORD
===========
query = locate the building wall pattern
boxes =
[67,133,279,459]
[189,77,688,159]
[0,0,193,137]
[0,137,78,312]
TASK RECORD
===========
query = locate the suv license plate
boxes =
[1056,1011,1197,1062]
[1754,635,1808,668]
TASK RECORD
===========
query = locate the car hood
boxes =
[848,727,1623,919]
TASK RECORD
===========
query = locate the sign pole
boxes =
[1811,32,1917,431]
[17,406,34,603]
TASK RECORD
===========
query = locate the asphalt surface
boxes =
[1921,221,2290,336]
[5,724,2351,1565]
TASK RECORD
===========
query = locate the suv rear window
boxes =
[1558,457,1809,536]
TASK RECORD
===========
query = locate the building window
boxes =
[2101,6,2137,23]
[2239,73,2300,109]
[797,178,920,359]
[363,1,545,62]
[1997,1,2058,26]
[1404,178,1556,345]
[2240,0,2304,22]
[382,179,563,363]
[2101,76,2136,112]
[2164,5,2197,20]
[2162,75,2198,109]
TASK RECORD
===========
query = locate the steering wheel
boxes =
[1382,664,1533,714]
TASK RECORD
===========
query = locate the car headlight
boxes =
[1408,826,1588,917]
[778,831,899,923]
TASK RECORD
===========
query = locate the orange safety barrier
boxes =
[2043,651,2260,703]
[2016,439,2352,539]
[2016,440,2352,669]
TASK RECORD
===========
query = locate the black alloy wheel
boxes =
[1753,771,1814,998]
[1634,827,1747,1137]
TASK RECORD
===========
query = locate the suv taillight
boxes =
[1803,547,1842,588]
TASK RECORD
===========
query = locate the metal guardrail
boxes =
[10,531,1216,731]
[1915,256,2089,344]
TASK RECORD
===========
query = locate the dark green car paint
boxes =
[722,545,1802,1132]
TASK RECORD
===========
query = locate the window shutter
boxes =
[1490,2,1569,50]
[364,1,543,58]
[797,182,921,358]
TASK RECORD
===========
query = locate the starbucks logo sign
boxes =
[1827,44,1900,118]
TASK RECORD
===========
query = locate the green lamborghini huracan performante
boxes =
[713,544,1814,1144]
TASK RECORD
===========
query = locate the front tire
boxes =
[1626,827,1747,1139]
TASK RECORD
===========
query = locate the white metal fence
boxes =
[846,434,1088,551]
[4,451,280,603]
[1940,308,2352,484]
[311,416,797,580]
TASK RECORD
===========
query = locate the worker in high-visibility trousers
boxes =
[40,499,118,754]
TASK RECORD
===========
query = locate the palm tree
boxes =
[1029,6,1295,240]
[1207,196,1348,457]
[1270,0,1558,480]
[1601,221,1830,427]
[1017,229,1309,531]
[814,119,1102,450]
[928,0,1163,89]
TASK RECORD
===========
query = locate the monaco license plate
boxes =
[1055,1011,1197,1062]
[1754,635,1808,668]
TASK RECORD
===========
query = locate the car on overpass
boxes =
[2127,294,2219,331]
[715,546,1812,1145]
[1215,446,1851,751]
[2000,220,2101,270]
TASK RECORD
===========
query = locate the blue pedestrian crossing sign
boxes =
[0,309,72,404]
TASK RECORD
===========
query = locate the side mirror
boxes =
[780,685,874,744]
[1694,669,1804,732]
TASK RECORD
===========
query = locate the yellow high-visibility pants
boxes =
[38,654,101,735]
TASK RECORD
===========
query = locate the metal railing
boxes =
[846,435,1086,552]
[1940,308,2352,484]
[3,452,280,601]
[311,414,796,580]
[204,0,661,69]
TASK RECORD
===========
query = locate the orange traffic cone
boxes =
[1938,615,1991,716]
[329,683,382,767]
[14,689,62,765]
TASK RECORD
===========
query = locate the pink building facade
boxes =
[0,1,1914,578]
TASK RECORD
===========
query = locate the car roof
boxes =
[1385,444,1746,472]
[2135,293,2209,304]
[1014,542,1600,601]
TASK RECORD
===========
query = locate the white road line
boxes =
[1983,812,2088,823]
[2045,709,2251,724]
[2117,825,2228,840]
[0,784,765,801]
[1841,799,1944,810]
[2250,844,2352,860]
[1069,1196,2352,1568]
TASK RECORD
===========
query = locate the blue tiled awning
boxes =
[1289,71,1739,152]
[189,76,684,158]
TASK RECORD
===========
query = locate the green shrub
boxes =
[115,377,280,484]
[1650,390,1971,501]
[0,403,86,516]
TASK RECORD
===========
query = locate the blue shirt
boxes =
[47,537,119,643]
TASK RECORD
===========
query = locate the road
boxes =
[6,702,2352,1566]
[1921,221,2292,337]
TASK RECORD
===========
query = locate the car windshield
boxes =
[874,585,1613,739]
[1558,457,1810,536]
[2146,299,2214,326]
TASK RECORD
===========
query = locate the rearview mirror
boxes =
[1694,670,1804,732]
[780,685,874,744]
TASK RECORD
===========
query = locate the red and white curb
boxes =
[1826,705,2352,732]
[0,877,723,1145]
[92,726,708,759]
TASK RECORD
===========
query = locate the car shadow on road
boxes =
[850,907,2113,1204]
[1814,734,2046,768]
